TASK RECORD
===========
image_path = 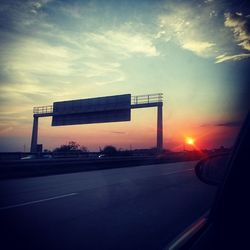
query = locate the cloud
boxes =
[0,0,158,92]
[58,1,96,19]
[201,120,242,127]
[0,38,77,78]
[0,9,158,94]
[215,53,250,63]
[224,12,250,51]
[157,3,218,58]
[215,12,250,63]
[0,31,127,90]
[0,0,54,32]
[0,126,13,135]
[216,121,242,127]
[84,62,121,77]
[86,30,158,58]
[83,62,125,85]
[0,35,83,108]
[110,131,126,134]
[0,109,32,127]
[156,2,250,63]
[0,20,138,129]
[182,41,215,55]
[30,0,53,13]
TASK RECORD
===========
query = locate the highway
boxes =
[0,161,217,250]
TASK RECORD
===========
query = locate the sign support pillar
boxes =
[30,116,39,153]
[157,103,163,151]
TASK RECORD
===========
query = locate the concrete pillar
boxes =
[157,103,163,151]
[30,116,39,153]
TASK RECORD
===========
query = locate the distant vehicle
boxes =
[20,154,52,160]
[98,154,106,158]
[20,155,36,160]
[155,153,166,159]
[42,154,53,159]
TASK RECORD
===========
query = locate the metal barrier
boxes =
[131,93,163,105]
[33,105,53,114]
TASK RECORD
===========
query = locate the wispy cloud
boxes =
[83,62,125,86]
[0,38,77,78]
[215,53,250,63]
[182,41,215,55]
[110,131,126,134]
[30,0,54,14]
[201,120,242,127]
[224,12,250,51]
[156,1,250,63]
[86,30,158,58]
[0,126,13,135]
[0,0,160,133]
[216,121,242,127]
[157,3,219,58]
[58,1,96,19]
[213,12,250,63]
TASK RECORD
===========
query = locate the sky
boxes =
[0,0,249,152]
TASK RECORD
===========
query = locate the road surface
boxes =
[0,161,217,250]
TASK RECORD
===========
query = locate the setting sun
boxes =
[185,137,195,145]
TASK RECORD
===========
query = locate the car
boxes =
[42,154,53,159]
[20,155,36,160]
[98,154,106,158]
[165,111,250,249]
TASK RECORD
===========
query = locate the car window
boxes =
[0,1,249,250]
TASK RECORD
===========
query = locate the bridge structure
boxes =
[30,93,164,153]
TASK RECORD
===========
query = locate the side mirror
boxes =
[195,154,230,185]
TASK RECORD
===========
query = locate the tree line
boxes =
[52,141,121,156]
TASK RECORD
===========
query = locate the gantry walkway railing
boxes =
[130,93,163,109]
[33,105,53,115]
[33,93,163,116]
[131,93,163,105]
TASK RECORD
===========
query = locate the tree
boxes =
[80,146,88,152]
[68,141,80,150]
[102,145,117,156]
[53,141,80,152]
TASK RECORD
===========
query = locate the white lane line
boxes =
[0,192,78,210]
[0,169,193,210]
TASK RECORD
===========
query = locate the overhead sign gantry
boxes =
[30,93,163,153]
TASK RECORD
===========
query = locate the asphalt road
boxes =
[0,161,217,250]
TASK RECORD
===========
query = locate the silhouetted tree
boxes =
[53,141,80,152]
[102,145,117,156]
[80,146,88,152]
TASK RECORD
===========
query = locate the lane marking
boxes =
[0,169,193,211]
[0,192,78,210]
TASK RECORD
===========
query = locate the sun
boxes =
[185,137,195,145]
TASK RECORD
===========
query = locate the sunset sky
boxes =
[0,0,249,152]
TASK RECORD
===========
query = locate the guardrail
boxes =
[0,153,203,180]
